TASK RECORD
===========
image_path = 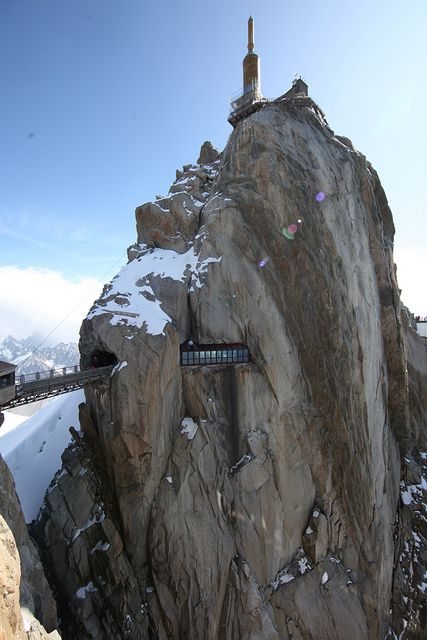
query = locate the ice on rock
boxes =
[71,508,105,542]
[298,557,310,573]
[180,417,198,440]
[90,541,110,554]
[75,581,98,599]
[111,361,127,375]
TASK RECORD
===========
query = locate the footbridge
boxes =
[0,364,114,411]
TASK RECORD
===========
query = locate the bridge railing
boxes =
[1,364,114,411]
[17,365,81,385]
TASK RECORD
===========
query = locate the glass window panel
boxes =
[181,344,250,366]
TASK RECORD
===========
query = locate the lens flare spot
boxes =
[316,192,326,202]
[288,223,298,234]
[282,228,295,240]
[258,257,270,268]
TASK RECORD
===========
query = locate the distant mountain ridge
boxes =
[0,335,79,376]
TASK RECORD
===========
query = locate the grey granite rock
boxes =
[32,99,426,639]
[0,455,58,636]
[197,140,220,165]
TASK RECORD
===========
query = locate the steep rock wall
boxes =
[0,455,58,635]
[35,104,426,638]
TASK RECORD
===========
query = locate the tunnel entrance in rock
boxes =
[180,341,251,366]
[90,350,118,368]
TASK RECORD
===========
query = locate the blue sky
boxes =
[0,0,426,341]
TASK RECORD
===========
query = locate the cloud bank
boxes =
[0,266,102,344]
[394,246,426,316]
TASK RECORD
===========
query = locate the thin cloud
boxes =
[0,210,94,247]
[0,266,102,344]
[0,221,54,251]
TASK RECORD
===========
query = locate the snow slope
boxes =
[0,410,28,434]
[0,390,83,522]
[87,245,221,335]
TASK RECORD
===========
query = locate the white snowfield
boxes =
[0,390,83,522]
[87,245,222,335]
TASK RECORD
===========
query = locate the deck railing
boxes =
[18,365,81,385]
[0,364,114,411]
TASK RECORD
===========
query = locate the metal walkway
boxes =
[1,365,113,411]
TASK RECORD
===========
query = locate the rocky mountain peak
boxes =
[0,336,79,376]
[31,101,427,639]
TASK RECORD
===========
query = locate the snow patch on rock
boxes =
[180,417,198,440]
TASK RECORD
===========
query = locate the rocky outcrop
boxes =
[197,140,220,165]
[32,424,148,639]
[403,311,427,449]
[34,103,426,640]
[0,455,58,637]
[0,513,26,639]
[0,511,60,640]
[133,155,220,254]
[388,450,427,638]
[387,313,427,638]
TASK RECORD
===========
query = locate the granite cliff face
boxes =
[34,100,426,638]
[0,455,60,639]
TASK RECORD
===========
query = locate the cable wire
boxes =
[18,252,127,370]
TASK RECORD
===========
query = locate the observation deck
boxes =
[228,83,266,128]
[180,342,251,366]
